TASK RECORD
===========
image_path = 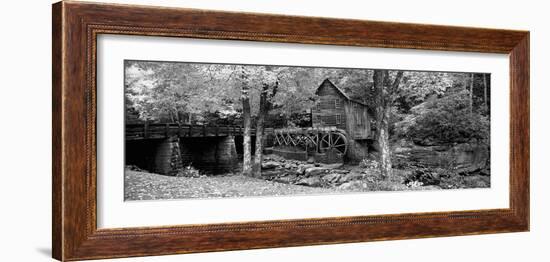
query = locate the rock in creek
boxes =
[321,173,342,184]
[273,174,298,184]
[338,180,365,191]
[404,168,441,186]
[295,176,323,187]
[296,164,315,175]
[260,155,353,188]
[261,161,281,170]
[339,172,364,183]
[304,167,330,177]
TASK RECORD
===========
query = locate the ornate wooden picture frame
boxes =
[52,1,529,261]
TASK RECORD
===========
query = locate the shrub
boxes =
[177,164,201,177]
[403,90,489,145]
[359,158,379,169]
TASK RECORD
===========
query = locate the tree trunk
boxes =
[483,74,488,112]
[252,117,265,177]
[241,89,252,177]
[372,70,403,180]
[252,82,278,177]
[173,108,180,123]
[376,103,392,180]
[252,94,267,177]
[168,111,175,123]
[469,73,474,114]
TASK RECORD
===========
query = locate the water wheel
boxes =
[319,131,348,155]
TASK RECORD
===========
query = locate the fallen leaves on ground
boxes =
[124,170,340,201]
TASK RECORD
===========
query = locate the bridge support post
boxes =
[216,136,238,172]
[153,136,183,176]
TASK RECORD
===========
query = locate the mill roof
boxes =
[315,78,369,107]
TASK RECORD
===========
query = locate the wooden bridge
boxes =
[125,123,274,140]
[125,123,274,175]
[125,123,369,176]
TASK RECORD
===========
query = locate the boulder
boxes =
[330,169,350,174]
[261,169,287,179]
[339,172,364,183]
[321,173,342,184]
[304,167,329,177]
[296,164,315,175]
[405,169,441,186]
[273,174,298,184]
[295,176,322,187]
[338,180,365,191]
[418,185,441,191]
[462,175,490,188]
[284,163,297,169]
[479,168,490,176]
[261,161,281,170]
[320,163,344,169]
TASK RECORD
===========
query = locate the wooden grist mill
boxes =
[270,79,374,163]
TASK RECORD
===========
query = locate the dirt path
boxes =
[124,170,341,201]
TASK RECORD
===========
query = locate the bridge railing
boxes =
[126,123,274,140]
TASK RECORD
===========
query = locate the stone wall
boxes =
[392,141,489,174]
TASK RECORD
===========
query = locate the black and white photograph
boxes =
[124,60,491,201]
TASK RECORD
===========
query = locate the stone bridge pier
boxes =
[151,136,183,176]
[126,135,239,176]
[179,136,238,174]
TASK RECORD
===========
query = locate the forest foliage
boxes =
[400,90,490,145]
